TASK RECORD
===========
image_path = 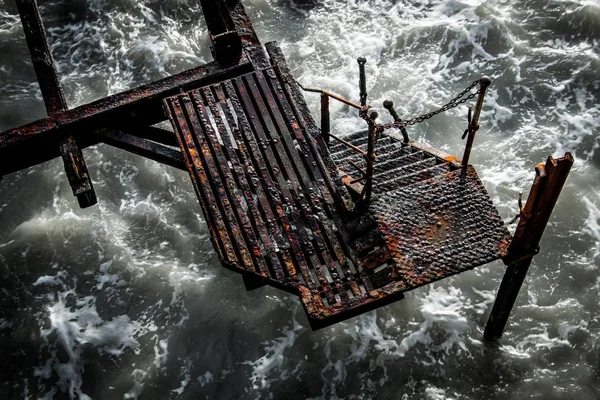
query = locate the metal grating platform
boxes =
[164,65,511,329]
[333,131,511,289]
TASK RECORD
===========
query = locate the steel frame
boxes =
[0,0,256,201]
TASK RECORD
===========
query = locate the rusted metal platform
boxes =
[333,133,512,289]
[3,0,569,337]
[163,59,511,329]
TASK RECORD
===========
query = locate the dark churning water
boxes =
[1,0,600,399]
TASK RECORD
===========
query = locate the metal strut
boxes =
[383,100,409,144]
[357,57,368,107]
[16,0,97,208]
[484,153,574,341]
[461,76,491,171]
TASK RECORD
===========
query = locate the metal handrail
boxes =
[297,80,377,203]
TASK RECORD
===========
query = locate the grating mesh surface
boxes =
[164,65,511,329]
[369,166,511,287]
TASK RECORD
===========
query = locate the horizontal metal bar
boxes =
[95,129,186,171]
[0,61,253,150]
[347,159,366,176]
[296,81,364,110]
[113,125,179,147]
[324,91,364,110]
[329,133,367,156]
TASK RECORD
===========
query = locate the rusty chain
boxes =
[360,79,481,132]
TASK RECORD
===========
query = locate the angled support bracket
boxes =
[16,0,97,208]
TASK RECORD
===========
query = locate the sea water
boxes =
[1,0,599,398]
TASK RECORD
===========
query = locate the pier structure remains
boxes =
[0,0,572,338]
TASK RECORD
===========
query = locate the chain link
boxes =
[361,80,481,131]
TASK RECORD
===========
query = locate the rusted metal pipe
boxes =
[299,85,364,110]
[484,153,574,341]
[328,133,367,156]
[324,91,363,110]
[362,112,378,201]
[321,93,330,143]
[357,57,368,107]
[461,76,491,170]
[383,99,409,144]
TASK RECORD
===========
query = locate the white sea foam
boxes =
[1,0,600,398]
[247,313,303,390]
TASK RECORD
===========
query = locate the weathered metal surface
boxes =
[163,68,399,328]
[265,42,356,215]
[2,0,521,330]
[484,153,573,341]
[162,58,512,329]
[320,93,330,143]
[368,165,511,287]
[0,62,252,155]
[15,0,66,114]
[332,126,511,289]
[228,1,270,69]
[383,100,409,144]
[357,57,367,107]
[363,112,377,201]
[59,136,97,208]
[200,0,242,65]
[16,0,96,208]
[461,76,491,170]
[95,129,185,171]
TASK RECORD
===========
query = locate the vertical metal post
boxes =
[199,0,242,66]
[383,100,409,144]
[357,57,368,107]
[461,76,491,170]
[16,0,66,114]
[321,93,330,144]
[484,153,574,342]
[16,0,96,208]
[362,112,378,201]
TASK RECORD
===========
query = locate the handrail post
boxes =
[362,111,378,201]
[383,99,409,144]
[461,76,491,171]
[321,93,330,144]
[357,57,368,107]
[484,153,574,341]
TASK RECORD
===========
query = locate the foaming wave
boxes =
[43,0,211,105]
[34,272,149,400]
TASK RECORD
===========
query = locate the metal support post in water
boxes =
[199,0,242,66]
[357,57,368,107]
[484,153,574,341]
[461,76,491,171]
[16,0,97,208]
[383,100,409,144]
[321,93,330,143]
[362,112,378,201]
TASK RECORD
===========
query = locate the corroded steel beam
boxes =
[484,153,574,341]
[113,126,179,148]
[16,0,97,207]
[95,129,185,171]
[15,0,66,114]
[0,61,252,176]
[200,0,242,66]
